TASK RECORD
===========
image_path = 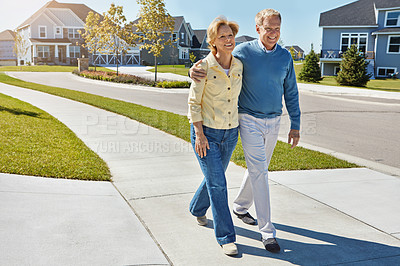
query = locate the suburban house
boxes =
[12,1,257,67]
[191,29,209,61]
[131,16,210,65]
[285,45,305,60]
[319,0,400,78]
[0,30,17,66]
[235,35,256,46]
[14,0,99,66]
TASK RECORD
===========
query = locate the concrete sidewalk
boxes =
[1,83,400,265]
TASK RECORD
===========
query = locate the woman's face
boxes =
[213,24,235,54]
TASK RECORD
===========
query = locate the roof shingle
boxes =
[17,0,99,29]
[0,30,15,41]
[319,0,400,27]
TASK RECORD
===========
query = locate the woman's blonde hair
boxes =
[207,16,239,54]
[255,9,281,26]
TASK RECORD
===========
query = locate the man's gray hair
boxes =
[255,9,281,25]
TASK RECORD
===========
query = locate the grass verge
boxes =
[153,63,400,93]
[294,63,400,92]
[0,92,111,180]
[0,73,358,171]
[147,65,189,76]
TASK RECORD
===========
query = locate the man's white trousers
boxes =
[233,113,281,240]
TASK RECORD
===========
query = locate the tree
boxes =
[134,0,175,82]
[79,11,102,71]
[336,44,371,87]
[98,4,135,75]
[298,48,322,83]
[13,31,29,69]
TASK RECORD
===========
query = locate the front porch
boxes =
[30,38,85,66]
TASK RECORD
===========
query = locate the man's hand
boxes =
[288,129,300,149]
[189,59,206,82]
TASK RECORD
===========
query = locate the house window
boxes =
[68,28,81,39]
[387,36,400,53]
[386,11,400,27]
[377,67,397,77]
[171,33,177,42]
[39,26,46,38]
[341,33,367,53]
[55,27,61,35]
[179,48,189,59]
[37,46,49,58]
[181,32,185,44]
[69,46,80,58]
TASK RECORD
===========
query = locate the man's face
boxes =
[256,15,281,50]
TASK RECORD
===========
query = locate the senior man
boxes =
[190,9,301,253]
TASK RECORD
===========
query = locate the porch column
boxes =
[33,45,37,57]
[66,45,70,58]
[55,44,59,58]
[321,62,324,76]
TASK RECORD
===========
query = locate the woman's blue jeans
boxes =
[189,124,238,245]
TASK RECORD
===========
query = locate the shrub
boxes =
[73,70,156,86]
[299,49,322,83]
[157,80,191,88]
[336,44,371,87]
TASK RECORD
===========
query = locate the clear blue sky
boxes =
[0,0,353,53]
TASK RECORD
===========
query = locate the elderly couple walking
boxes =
[187,8,301,256]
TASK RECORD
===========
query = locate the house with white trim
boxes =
[15,0,99,66]
[319,0,400,78]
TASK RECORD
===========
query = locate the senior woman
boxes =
[187,16,242,256]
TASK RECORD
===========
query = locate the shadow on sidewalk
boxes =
[206,221,400,263]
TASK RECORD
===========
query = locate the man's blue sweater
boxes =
[233,40,301,130]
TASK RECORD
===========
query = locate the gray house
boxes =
[0,30,17,66]
[285,45,305,60]
[235,35,256,46]
[132,16,210,65]
[191,29,209,61]
[319,0,400,78]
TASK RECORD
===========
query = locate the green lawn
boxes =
[151,63,400,92]
[147,65,189,76]
[294,62,400,92]
[0,73,358,172]
[0,65,114,72]
[0,92,111,180]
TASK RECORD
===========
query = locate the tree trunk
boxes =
[94,49,97,71]
[155,56,157,82]
[116,49,119,76]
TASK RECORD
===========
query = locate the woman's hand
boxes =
[193,122,210,158]
[195,132,210,158]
